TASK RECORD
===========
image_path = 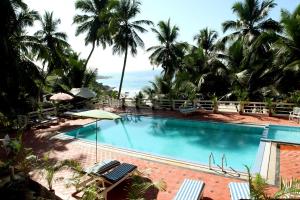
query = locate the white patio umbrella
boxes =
[70,109,121,162]
[50,93,73,101]
[70,88,96,99]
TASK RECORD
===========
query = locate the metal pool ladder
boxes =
[216,154,227,172]
[209,153,241,177]
[209,152,215,169]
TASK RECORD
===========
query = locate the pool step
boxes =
[255,141,277,185]
[252,138,277,185]
[262,126,269,138]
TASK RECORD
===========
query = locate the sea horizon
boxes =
[97,69,162,97]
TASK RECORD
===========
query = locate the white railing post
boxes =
[101,97,294,116]
[172,99,175,110]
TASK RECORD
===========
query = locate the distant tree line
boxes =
[1,0,300,120]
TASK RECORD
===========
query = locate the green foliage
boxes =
[126,171,167,200]
[2,0,300,115]
[147,19,187,80]
[222,0,281,43]
[246,165,270,200]
[246,166,300,199]
[81,183,101,200]
[0,112,10,127]
[73,0,115,68]
[145,1,300,102]
[40,153,81,190]
[275,178,300,198]
[0,132,37,179]
[288,91,300,105]
[111,0,153,98]
[264,97,275,115]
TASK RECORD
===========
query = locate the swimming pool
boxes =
[267,125,300,144]
[64,115,264,171]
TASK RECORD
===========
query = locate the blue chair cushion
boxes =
[102,163,137,183]
[85,160,120,175]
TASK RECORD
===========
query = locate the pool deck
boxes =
[25,111,300,200]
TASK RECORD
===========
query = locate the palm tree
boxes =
[111,0,153,99]
[0,0,43,116]
[148,75,174,98]
[62,51,97,89]
[34,11,70,102]
[276,5,300,71]
[271,5,300,93]
[222,0,281,43]
[73,0,115,68]
[193,28,218,55]
[34,11,70,75]
[147,19,187,80]
[13,8,42,59]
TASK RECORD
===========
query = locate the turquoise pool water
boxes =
[65,115,264,171]
[268,125,300,144]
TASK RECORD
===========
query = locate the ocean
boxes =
[97,69,161,97]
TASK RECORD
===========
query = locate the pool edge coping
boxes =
[53,131,248,180]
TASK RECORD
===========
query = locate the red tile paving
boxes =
[137,110,300,126]
[22,112,300,199]
[280,145,300,180]
[26,130,244,200]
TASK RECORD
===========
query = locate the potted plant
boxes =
[237,90,249,115]
[265,98,274,117]
[142,87,156,110]
[211,95,218,114]
[134,92,144,110]
[121,98,126,110]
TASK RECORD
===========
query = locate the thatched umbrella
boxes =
[50,93,73,101]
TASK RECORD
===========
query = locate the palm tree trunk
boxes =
[84,41,96,68]
[117,43,128,99]
[37,64,46,103]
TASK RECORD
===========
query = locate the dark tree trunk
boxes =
[117,42,128,99]
[84,41,96,68]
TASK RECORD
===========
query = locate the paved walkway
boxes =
[25,112,300,199]
[280,145,300,180]
[133,109,300,126]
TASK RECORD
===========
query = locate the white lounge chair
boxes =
[289,107,300,123]
[74,161,137,200]
[179,106,199,114]
[229,182,250,200]
[174,179,205,200]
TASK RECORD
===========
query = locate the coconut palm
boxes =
[272,5,300,92]
[148,75,174,98]
[13,8,42,60]
[34,11,70,75]
[222,0,281,43]
[0,0,43,116]
[147,19,188,80]
[111,0,153,99]
[193,28,218,55]
[73,0,115,68]
[244,4,300,97]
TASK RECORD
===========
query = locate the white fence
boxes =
[97,98,295,116]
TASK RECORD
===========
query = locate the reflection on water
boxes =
[65,115,263,171]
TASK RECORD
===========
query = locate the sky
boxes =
[24,0,299,75]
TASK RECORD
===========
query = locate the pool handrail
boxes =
[221,154,227,172]
[209,152,215,169]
